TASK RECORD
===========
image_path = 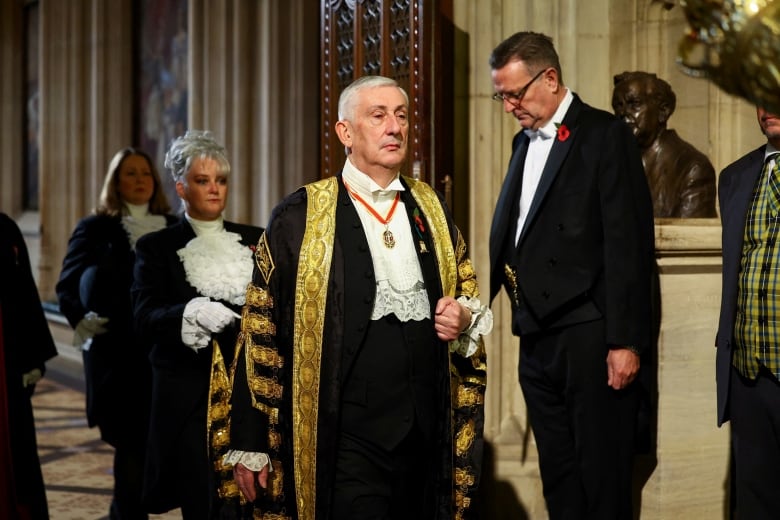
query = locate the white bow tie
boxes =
[524,127,555,140]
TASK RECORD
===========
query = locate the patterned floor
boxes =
[33,354,180,519]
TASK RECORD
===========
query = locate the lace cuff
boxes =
[222,450,272,472]
[449,296,493,357]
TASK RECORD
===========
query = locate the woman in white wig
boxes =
[131,130,262,519]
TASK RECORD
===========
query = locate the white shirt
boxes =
[515,88,574,245]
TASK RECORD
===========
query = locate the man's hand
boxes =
[606,347,640,390]
[233,462,269,502]
[434,296,471,341]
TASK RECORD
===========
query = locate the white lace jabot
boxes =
[342,160,431,322]
[177,214,254,305]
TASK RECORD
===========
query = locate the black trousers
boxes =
[332,424,433,520]
[519,319,637,520]
[110,442,148,519]
[729,365,780,520]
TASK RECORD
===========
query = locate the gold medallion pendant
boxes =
[383,228,396,248]
[344,178,401,250]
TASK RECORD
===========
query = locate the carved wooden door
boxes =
[320,0,452,193]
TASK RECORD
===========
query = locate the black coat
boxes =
[230,176,487,519]
[56,213,177,446]
[489,95,655,350]
[132,218,263,515]
[0,213,57,520]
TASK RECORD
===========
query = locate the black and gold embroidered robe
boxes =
[230,175,487,520]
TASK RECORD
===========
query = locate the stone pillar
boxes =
[0,0,24,215]
[639,220,728,517]
[38,0,134,300]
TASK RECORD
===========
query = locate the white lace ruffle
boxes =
[122,214,167,249]
[371,279,431,321]
[177,232,254,305]
[222,450,271,472]
[449,296,494,358]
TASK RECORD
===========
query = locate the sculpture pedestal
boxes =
[639,219,730,518]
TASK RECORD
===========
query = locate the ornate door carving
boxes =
[320,0,451,193]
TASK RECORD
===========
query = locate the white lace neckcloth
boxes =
[121,202,167,249]
[177,214,254,305]
[342,160,430,322]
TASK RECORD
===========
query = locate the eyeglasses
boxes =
[492,68,547,105]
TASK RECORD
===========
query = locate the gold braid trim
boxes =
[455,230,479,298]
[268,459,285,500]
[291,177,337,520]
[243,311,277,336]
[249,375,284,400]
[206,339,242,500]
[455,385,485,408]
[258,513,292,520]
[247,335,284,369]
[405,176,457,297]
[246,284,273,308]
[254,232,275,285]
[454,463,477,520]
[455,419,476,457]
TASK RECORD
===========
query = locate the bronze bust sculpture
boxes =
[612,71,717,218]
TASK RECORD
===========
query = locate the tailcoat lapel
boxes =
[489,134,528,300]
[725,151,764,231]
[517,98,582,247]
[722,149,765,278]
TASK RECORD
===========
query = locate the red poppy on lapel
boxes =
[412,207,429,253]
[556,124,570,142]
[413,208,426,235]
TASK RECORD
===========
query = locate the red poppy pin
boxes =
[413,208,426,236]
[555,123,570,142]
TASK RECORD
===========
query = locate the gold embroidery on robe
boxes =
[291,177,338,520]
[244,176,487,518]
[206,339,242,500]
[456,385,485,408]
[246,284,273,308]
[243,312,277,336]
[255,233,275,285]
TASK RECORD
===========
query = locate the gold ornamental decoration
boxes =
[660,0,780,113]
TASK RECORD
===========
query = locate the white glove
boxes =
[182,297,240,352]
[197,301,240,333]
[74,311,109,351]
[22,368,42,388]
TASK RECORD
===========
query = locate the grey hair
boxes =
[337,75,409,121]
[164,130,231,183]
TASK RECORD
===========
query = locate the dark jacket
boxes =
[0,213,57,520]
[56,212,177,446]
[715,145,766,426]
[489,94,655,352]
[132,217,262,515]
